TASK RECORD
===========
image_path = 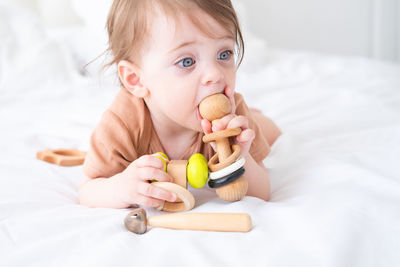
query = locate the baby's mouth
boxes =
[197,107,204,120]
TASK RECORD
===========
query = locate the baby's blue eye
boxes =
[178,57,195,68]
[218,50,233,60]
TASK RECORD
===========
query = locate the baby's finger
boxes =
[137,182,177,202]
[236,129,255,144]
[226,115,249,130]
[212,114,236,131]
[201,119,212,134]
[134,194,165,208]
[133,155,165,170]
[137,167,173,182]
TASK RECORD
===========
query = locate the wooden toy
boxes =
[36,149,86,166]
[124,208,252,234]
[208,157,246,180]
[186,153,208,188]
[152,182,195,212]
[208,167,245,188]
[151,152,208,212]
[166,160,187,188]
[154,152,208,190]
[199,94,248,202]
[37,129,254,234]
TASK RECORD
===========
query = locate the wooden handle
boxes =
[215,138,231,162]
[147,213,252,232]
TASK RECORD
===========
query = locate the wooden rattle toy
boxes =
[124,208,252,234]
[151,152,208,212]
[199,94,248,202]
[152,181,195,212]
[36,149,86,166]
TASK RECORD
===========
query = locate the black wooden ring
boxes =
[208,167,245,189]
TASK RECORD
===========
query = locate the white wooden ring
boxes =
[152,182,195,212]
[209,157,246,180]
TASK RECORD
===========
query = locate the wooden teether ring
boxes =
[36,149,86,166]
[202,127,241,143]
[152,182,195,212]
[203,128,242,169]
[208,144,242,172]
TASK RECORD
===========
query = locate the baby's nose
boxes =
[200,62,224,86]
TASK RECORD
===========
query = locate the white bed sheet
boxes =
[1,4,400,267]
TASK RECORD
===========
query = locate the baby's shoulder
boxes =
[93,88,152,148]
[103,88,149,132]
[234,92,250,116]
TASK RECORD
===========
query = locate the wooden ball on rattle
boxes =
[199,94,231,121]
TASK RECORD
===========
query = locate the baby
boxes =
[79,0,281,208]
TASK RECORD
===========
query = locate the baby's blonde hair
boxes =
[105,0,244,68]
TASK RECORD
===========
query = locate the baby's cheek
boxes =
[171,101,196,123]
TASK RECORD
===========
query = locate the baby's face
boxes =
[138,7,237,132]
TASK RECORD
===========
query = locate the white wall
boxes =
[242,0,399,62]
[0,0,83,26]
[371,0,399,61]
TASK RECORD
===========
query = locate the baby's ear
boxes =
[117,60,149,98]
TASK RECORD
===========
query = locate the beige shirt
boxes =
[83,88,270,178]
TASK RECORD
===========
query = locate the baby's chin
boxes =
[175,113,203,133]
[186,117,203,133]
[193,123,203,133]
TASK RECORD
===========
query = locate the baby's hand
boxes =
[115,155,177,208]
[200,88,255,157]
[202,114,255,157]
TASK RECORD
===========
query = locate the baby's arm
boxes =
[243,154,271,201]
[78,155,177,208]
[246,115,281,200]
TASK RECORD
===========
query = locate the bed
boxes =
[1,2,400,267]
